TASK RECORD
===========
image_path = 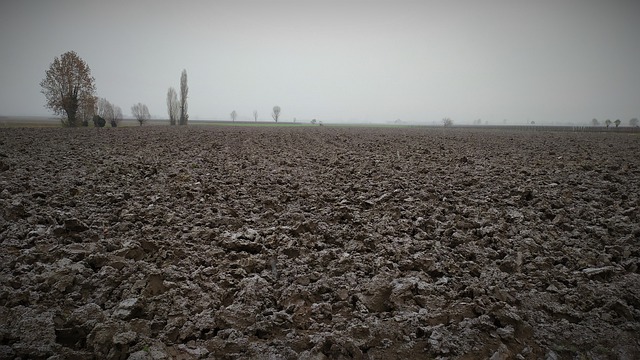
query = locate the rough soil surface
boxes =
[0,126,639,360]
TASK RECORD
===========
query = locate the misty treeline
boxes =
[223,106,282,123]
[40,51,268,128]
[42,51,638,128]
[40,51,152,128]
[592,118,638,128]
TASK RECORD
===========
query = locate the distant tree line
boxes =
[221,106,283,123]
[45,51,637,129]
[592,118,637,128]
[41,51,152,127]
[42,51,292,127]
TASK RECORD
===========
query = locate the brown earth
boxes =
[0,126,639,359]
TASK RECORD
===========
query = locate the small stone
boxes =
[546,284,559,293]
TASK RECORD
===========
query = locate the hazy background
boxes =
[1,0,638,125]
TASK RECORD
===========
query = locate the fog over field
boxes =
[0,0,639,124]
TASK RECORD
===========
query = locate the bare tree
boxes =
[230,110,237,122]
[131,103,151,126]
[96,97,108,118]
[592,118,599,126]
[97,98,114,123]
[442,117,453,127]
[167,87,179,126]
[253,110,258,122]
[79,95,97,126]
[104,103,115,124]
[179,70,189,125]
[272,105,281,123]
[96,98,122,127]
[40,51,96,127]
[111,106,123,127]
[630,118,639,127]
[605,119,612,128]
[614,119,621,128]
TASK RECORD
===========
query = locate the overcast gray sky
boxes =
[1,0,638,124]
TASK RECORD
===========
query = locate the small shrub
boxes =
[92,115,106,128]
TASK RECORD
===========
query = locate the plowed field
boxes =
[1,126,639,359]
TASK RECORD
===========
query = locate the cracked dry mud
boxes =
[0,126,639,359]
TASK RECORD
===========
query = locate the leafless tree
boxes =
[40,51,96,127]
[95,98,121,127]
[131,103,151,126]
[167,87,179,125]
[592,118,599,126]
[272,105,281,123]
[179,70,189,125]
[95,97,107,117]
[230,110,237,122]
[630,118,639,127]
[614,119,621,128]
[605,119,612,128]
[103,104,115,127]
[253,110,258,122]
[442,117,453,127]
[97,98,113,121]
[79,95,97,126]
[111,106,123,127]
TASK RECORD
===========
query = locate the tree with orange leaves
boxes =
[40,51,96,127]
